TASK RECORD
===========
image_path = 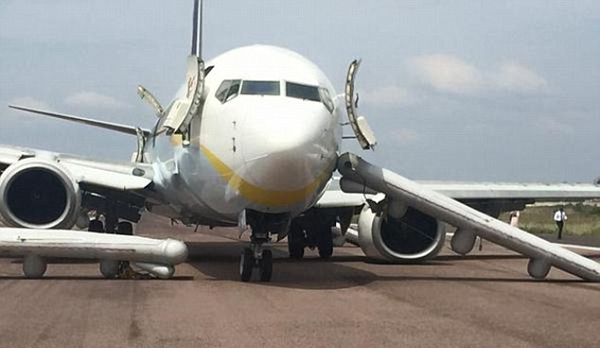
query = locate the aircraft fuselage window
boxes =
[240,81,280,96]
[215,79,241,103]
[285,82,321,102]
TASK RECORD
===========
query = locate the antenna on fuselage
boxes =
[191,0,203,59]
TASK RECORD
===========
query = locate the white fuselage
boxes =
[148,45,342,225]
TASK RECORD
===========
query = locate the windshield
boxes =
[286,82,321,102]
[240,81,280,96]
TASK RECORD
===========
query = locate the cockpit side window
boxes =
[319,88,334,113]
[225,80,241,102]
[241,81,280,96]
[215,79,241,103]
[286,82,321,102]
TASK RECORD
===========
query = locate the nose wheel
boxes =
[240,248,254,282]
[239,244,273,282]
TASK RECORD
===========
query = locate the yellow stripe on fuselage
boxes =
[200,145,332,207]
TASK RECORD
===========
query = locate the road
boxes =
[0,215,598,348]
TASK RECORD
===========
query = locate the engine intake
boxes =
[357,203,446,262]
[0,159,81,229]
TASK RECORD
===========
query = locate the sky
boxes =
[1,0,599,182]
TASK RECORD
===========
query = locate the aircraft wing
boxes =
[0,145,152,190]
[0,145,192,279]
[0,144,160,230]
[335,152,600,281]
[426,181,600,200]
[0,227,187,278]
[316,177,600,211]
[7,105,151,137]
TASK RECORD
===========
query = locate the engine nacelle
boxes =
[0,159,81,229]
[357,203,446,262]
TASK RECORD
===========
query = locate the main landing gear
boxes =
[239,233,273,282]
[287,221,334,260]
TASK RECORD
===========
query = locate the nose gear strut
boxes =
[239,210,290,282]
[240,233,273,282]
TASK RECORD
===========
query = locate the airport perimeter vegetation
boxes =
[500,202,600,236]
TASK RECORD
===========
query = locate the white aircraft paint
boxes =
[149,45,341,223]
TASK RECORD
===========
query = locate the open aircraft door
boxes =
[161,55,206,137]
[344,60,377,150]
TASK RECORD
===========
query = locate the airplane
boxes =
[2,0,600,282]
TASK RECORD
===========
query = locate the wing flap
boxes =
[337,152,600,281]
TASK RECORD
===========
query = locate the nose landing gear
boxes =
[239,239,273,282]
[239,210,290,282]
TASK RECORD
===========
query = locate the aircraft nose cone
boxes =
[239,106,336,207]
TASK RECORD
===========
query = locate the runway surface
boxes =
[0,215,599,348]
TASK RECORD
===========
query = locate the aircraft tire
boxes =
[117,221,133,235]
[288,223,305,259]
[259,250,273,282]
[240,248,254,282]
[88,219,105,232]
[317,226,333,259]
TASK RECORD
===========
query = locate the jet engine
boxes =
[0,159,81,229]
[356,202,446,262]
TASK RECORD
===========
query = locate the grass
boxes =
[499,203,600,236]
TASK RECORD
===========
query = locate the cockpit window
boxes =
[286,82,321,102]
[215,79,241,103]
[215,79,333,114]
[241,81,280,96]
[319,88,335,113]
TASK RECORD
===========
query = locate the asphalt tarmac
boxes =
[0,215,599,348]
